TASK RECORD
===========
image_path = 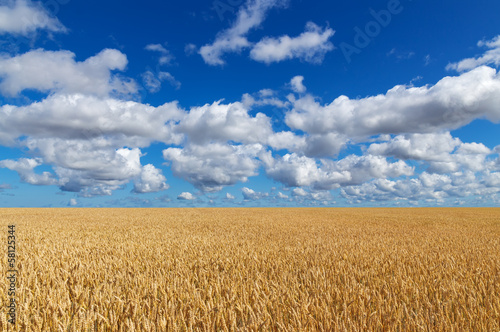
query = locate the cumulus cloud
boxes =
[286,66,500,138]
[277,191,288,199]
[0,49,136,97]
[250,22,334,64]
[290,75,306,93]
[177,192,195,200]
[242,187,267,200]
[292,188,307,196]
[0,94,184,147]
[225,193,235,200]
[261,152,413,190]
[367,133,461,161]
[133,164,169,193]
[0,90,183,196]
[368,133,492,174]
[199,0,287,65]
[447,35,500,72]
[68,198,77,206]
[342,170,500,204]
[1,34,500,205]
[176,100,273,144]
[163,143,262,192]
[0,0,66,35]
[0,158,59,186]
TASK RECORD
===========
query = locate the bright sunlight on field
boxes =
[1,208,499,331]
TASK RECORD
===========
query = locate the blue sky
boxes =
[0,0,499,207]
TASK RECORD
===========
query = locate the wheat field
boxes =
[0,208,499,331]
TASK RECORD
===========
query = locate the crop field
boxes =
[0,208,499,331]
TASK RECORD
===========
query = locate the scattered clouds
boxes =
[145,43,174,65]
[142,71,180,93]
[199,0,287,65]
[0,0,66,35]
[177,192,195,200]
[250,22,334,64]
[242,187,267,200]
[447,35,500,72]
[1,31,500,205]
[261,152,413,190]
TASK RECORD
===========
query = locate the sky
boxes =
[0,0,499,207]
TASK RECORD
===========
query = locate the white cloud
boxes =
[225,193,235,200]
[290,75,306,93]
[341,170,500,204]
[141,71,162,93]
[142,71,181,93]
[242,187,267,200]
[0,158,59,186]
[277,191,288,199]
[184,43,197,56]
[158,72,181,89]
[0,93,184,147]
[0,91,183,196]
[145,43,174,65]
[261,152,413,190]
[68,198,77,206]
[176,100,273,144]
[0,0,66,35]
[292,188,307,196]
[250,22,334,64]
[447,35,500,72]
[0,49,136,97]
[368,133,493,174]
[199,0,287,65]
[286,66,500,138]
[177,192,195,200]
[163,143,262,192]
[368,133,461,161]
[133,164,169,193]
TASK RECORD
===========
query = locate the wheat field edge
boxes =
[0,208,499,331]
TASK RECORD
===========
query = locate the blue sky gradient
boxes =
[0,0,499,207]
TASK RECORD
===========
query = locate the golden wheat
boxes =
[0,208,499,331]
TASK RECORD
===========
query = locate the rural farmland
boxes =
[1,208,499,331]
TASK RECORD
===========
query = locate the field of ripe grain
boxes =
[0,208,499,331]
